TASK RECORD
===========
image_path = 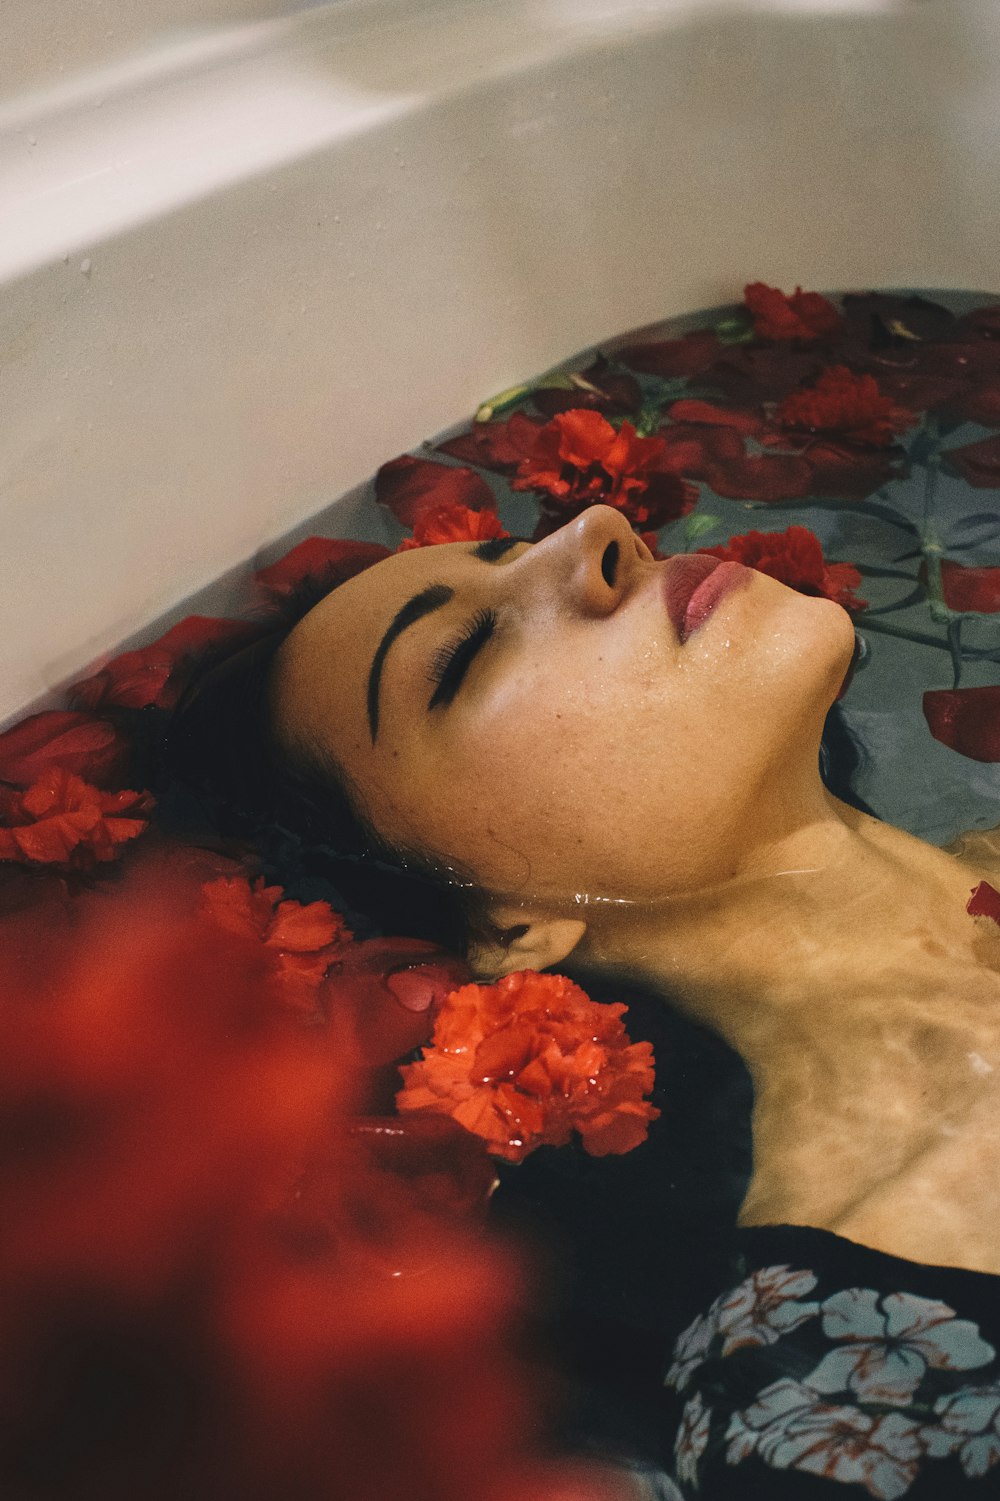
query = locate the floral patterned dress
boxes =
[663,1224,1000,1498]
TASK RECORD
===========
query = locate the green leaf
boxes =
[714,314,754,346]
[683,514,720,545]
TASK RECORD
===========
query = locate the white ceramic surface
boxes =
[1,0,997,721]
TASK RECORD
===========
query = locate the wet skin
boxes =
[274,506,1000,1274]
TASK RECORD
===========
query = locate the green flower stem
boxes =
[858,618,958,653]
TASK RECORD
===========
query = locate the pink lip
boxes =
[663,555,753,643]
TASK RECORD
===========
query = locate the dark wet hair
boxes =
[160,585,873,955]
[160,620,483,951]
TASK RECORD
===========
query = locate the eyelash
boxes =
[427,607,498,706]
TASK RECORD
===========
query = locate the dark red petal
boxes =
[705,452,814,503]
[0,712,128,789]
[923,686,1000,761]
[805,441,905,501]
[939,561,1000,614]
[375,455,496,526]
[667,400,765,435]
[435,411,545,472]
[841,292,956,345]
[255,538,390,602]
[967,881,1000,926]
[942,433,1000,488]
[611,328,723,378]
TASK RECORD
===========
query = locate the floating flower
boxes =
[967,882,1000,928]
[698,527,867,612]
[0,767,152,869]
[71,615,260,712]
[776,367,917,447]
[809,1288,995,1405]
[744,282,843,342]
[613,328,724,379]
[512,409,696,529]
[255,537,390,607]
[375,454,496,527]
[201,875,352,1017]
[726,1378,925,1499]
[0,710,130,789]
[396,970,659,1163]
[923,686,1000,762]
[396,503,510,550]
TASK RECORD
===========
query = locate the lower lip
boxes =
[665,557,753,643]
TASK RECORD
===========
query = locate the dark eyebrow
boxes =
[368,583,453,741]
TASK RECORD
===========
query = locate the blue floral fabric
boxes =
[663,1225,1000,1498]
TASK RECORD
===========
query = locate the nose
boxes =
[526,505,649,616]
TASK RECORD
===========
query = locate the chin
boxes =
[759,582,858,707]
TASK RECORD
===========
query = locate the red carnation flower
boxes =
[512,409,695,528]
[375,454,496,528]
[698,526,866,612]
[0,710,129,790]
[744,282,842,342]
[397,970,659,1163]
[967,881,1000,928]
[71,616,260,712]
[201,875,353,1018]
[776,366,917,447]
[396,503,510,551]
[923,686,1000,762]
[255,537,390,606]
[0,767,153,869]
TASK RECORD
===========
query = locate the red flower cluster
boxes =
[512,409,696,529]
[698,527,867,612]
[0,766,152,869]
[744,282,842,342]
[397,970,659,1163]
[201,874,352,1018]
[397,502,510,550]
[776,366,917,447]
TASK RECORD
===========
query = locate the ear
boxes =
[465,902,587,982]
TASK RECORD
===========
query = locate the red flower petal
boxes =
[744,282,842,342]
[802,440,905,501]
[530,356,641,419]
[396,503,509,551]
[375,455,496,527]
[967,880,1000,926]
[613,328,723,378]
[923,686,1000,761]
[326,938,470,1067]
[255,538,390,604]
[0,768,153,869]
[667,399,766,436]
[71,616,260,711]
[937,562,1000,614]
[704,451,814,503]
[435,411,545,472]
[942,433,1000,488]
[0,711,129,789]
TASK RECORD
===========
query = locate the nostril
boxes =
[600,540,620,587]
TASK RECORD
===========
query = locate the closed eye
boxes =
[427,607,498,710]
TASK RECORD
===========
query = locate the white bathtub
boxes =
[1,0,997,723]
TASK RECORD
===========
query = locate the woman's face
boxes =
[274,507,855,913]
